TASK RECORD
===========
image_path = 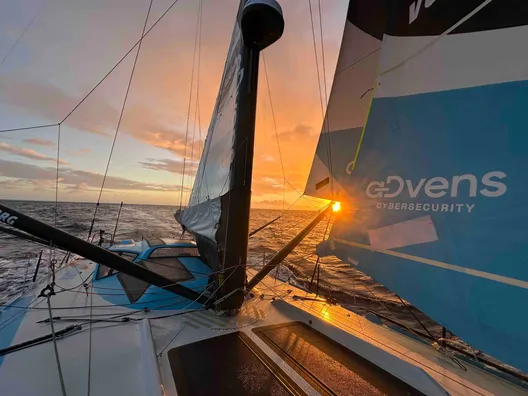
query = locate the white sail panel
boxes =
[304,7,383,200]
[377,24,528,98]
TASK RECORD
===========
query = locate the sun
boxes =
[332,201,341,212]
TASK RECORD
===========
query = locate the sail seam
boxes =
[334,238,528,289]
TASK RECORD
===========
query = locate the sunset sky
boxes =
[0,0,347,210]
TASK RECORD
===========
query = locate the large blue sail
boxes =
[306,0,528,373]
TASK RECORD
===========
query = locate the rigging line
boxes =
[0,123,59,134]
[0,0,47,69]
[157,322,187,357]
[308,0,333,197]
[46,297,67,396]
[54,124,61,229]
[59,0,181,125]
[336,47,380,75]
[262,52,320,213]
[189,0,203,173]
[179,0,202,209]
[261,53,286,186]
[396,295,438,341]
[307,0,325,119]
[249,194,304,238]
[87,284,93,396]
[0,292,43,330]
[87,0,153,240]
[317,0,334,199]
[261,49,283,245]
[361,282,434,356]
[90,262,268,293]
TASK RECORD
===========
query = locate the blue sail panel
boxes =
[331,0,528,372]
[331,79,528,372]
[311,0,528,373]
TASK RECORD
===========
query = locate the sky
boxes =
[0,0,348,210]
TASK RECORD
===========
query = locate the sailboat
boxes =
[1,0,527,394]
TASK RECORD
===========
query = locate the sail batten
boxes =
[306,0,528,373]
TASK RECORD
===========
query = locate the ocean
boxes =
[0,200,441,336]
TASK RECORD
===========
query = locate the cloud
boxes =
[0,142,69,165]
[66,148,92,155]
[278,123,315,141]
[0,78,116,136]
[0,159,190,193]
[0,0,347,205]
[139,157,198,174]
[23,138,55,146]
[251,199,286,209]
[0,77,200,157]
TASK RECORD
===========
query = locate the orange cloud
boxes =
[23,138,55,146]
[0,0,346,207]
[0,142,69,165]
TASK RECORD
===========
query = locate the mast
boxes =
[176,0,284,311]
[218,1,284,309]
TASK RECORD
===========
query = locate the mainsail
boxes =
[176,0,284,309]
[306,0,528,373]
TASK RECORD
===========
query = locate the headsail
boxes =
[304,0,386,201]
[176,0,284,309]
[306,0,528,373]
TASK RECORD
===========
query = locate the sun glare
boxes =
[332,201,341,212]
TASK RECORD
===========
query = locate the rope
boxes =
[0,0,48,69]
[396,295,437,341]
[189,0,203,175]
[54,124,61,229]
[317,0,334,198]
[59,0,181,125]
[307,0,325,119]
[156,264,243,355]
[261,53,319,211]
[0,123,59,134]
[179,0,203,209]
[261,54,286,189]
[46,296,67,396]
[87,284,93,396]
[0,1,183,135]
[87,0,153,240]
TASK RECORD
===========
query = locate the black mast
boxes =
[216,0,284,310]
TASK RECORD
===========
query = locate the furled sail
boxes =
[306,0,528,373]
[177,0,284,309]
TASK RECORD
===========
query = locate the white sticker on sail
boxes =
[368,214,438,250]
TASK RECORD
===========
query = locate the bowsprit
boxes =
[0,210,18,225]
